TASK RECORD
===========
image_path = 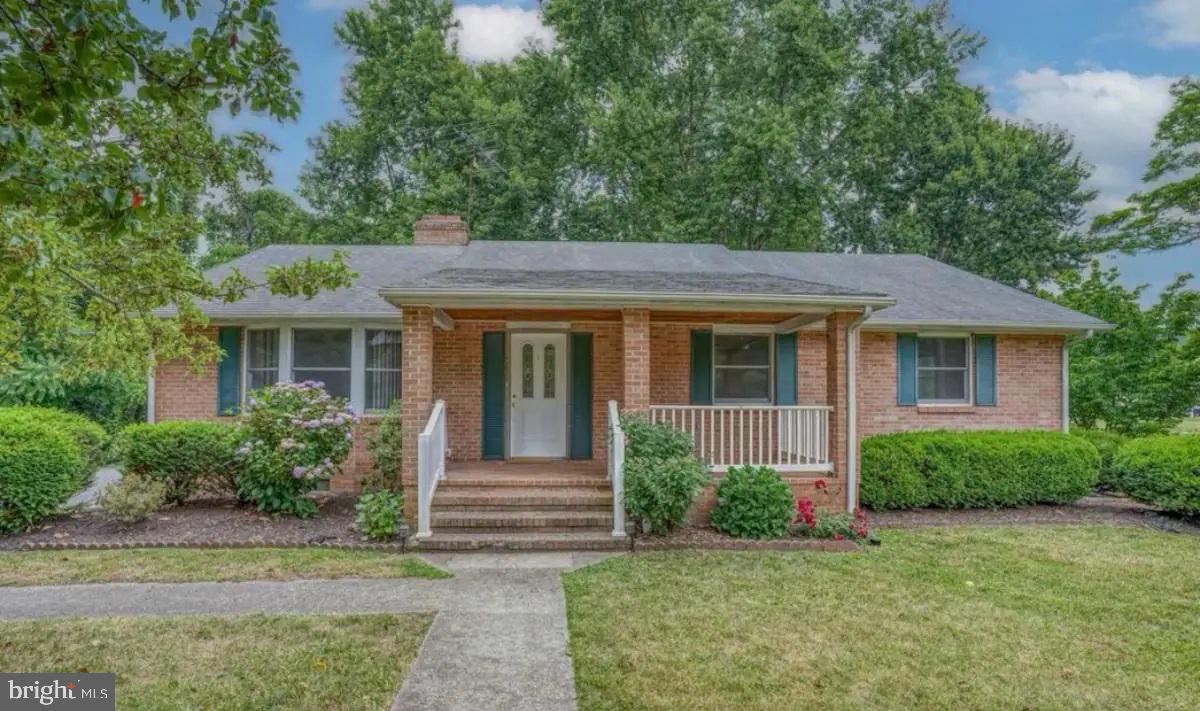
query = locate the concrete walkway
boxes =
[0,552,616,711]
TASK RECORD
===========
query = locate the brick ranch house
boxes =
[152,215,1109,547]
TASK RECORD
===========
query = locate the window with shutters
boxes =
[246,329,280,392]
[292,328,353,399]
[713,333,773,403]
[917,336,971,404]
[364,329,401,411]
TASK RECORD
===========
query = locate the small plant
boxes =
[356,490,405,541]
[0,421,82,533]
[621,414,696,461]
[710,465,795,539]
[1113,435,1200,515]
[623,456,710,534]
[118,421,242,504]
[0,406,108,485]
[234,382,357,518]
[793,499,871,542]
[363,403,402,492]
[100,474,167,525]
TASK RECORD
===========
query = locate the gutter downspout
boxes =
[146,361,156,425]
[846,306,874,512]
[1061,329,1094,433]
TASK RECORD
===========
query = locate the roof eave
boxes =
[862,318,1115,334]
[377,287,896,312]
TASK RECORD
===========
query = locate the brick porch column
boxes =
[825,312,854,507]
[622,307,650,413]
[400,306,434,521]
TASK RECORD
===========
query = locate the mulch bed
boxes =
[0,495,406,552]
[633,528,860,552]
[868,494,1200,535]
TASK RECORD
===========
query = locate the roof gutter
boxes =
[377,287,896,312]
[1061,328,1096,433]
[862,319,1114,334]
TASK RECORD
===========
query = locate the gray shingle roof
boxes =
[182,241,1108,330]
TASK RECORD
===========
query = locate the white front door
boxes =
[509,333,568,458]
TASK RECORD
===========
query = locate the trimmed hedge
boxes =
[1112,435,1200,516]
[0,421,83,533]
[0,406,108,483]
[860,430,1099,510]
[1073,428,1128,490]
[117,421,241,504]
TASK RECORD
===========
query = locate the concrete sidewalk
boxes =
[0,552,616,711]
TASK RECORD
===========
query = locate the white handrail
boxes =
[607,401,626,538]
[415,399,447,538]
[649,405,833,472]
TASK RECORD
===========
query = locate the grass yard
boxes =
[1174,418,1200,434]
[0,613,431,710]
[565,526,1199,711]
[0,548,450,586]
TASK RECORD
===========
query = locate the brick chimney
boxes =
[412,214,469,246]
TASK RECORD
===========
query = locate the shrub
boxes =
[793,499,871,541]
[363,403,402,492]
[0,406,108,483]
[118,421,241,504]
[235,382,357,517]
[0,421,82,533]
[1073,428,1129,490]
[356,490,404,540]
[860,430,1099,510]
[623,456,710,534]
[710,465,795,539]
[1113,435,1200,515]
[99,474,167,524]
[621,415,696,461]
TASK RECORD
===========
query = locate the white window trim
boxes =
[712,330,775,404]
[240,322,401,414]
[916,334,973,406]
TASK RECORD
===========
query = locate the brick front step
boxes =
[439,476,610,489]
[432,510,613,530]
[408,531,630,551]
[431,487,613,508]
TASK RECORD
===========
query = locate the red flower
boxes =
[131,191,144,209]
[834,533,845,540]
[814,479,828,490]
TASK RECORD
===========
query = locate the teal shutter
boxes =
[974,335,997,406]
[570,333,593,459]
[774,333,797,405]
[896,333,918,406]
[216,327,242,415]
[690,330,713,404]
[481,333,506,459]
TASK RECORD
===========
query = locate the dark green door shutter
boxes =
[896,333,918,406]
[481,332,506,459]
[774,333,797,405]
[974,335,997,406]
[570,332,593,459]
[216,327,242,415]
[690,330,713,405]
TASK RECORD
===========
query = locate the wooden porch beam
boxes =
[432,308,456,331]
[774,312,827,333]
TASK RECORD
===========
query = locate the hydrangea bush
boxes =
[235,382,358,517]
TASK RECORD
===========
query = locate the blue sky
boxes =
[200,0,1200,296]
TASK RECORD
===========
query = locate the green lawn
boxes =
[0,548,450,586]
[564,526,1199,710]
[0,613,431,710]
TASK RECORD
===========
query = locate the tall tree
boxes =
[1094,77,1200,252]
[300,0,1099,286]
[1049,264,1200,435]
[0,0,352,377]
[201,187,315,250]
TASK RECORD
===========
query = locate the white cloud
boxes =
[450,5,554,63]
[1004,68,1177,214]
[305,0,362,9]
[1145,0,1200,47]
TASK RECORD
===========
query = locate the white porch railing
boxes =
[415,399,447,538]
[607,400,627,538]
[649,405,833,472]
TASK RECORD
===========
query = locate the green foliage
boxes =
[0,421,82,533]
[300,0,1098,286]
[1094,78,1200,252]
[234,382,357,518]
[1072,428,1129,490]
[1113,436,1200,516]
[118,421,241,505]
[355,490,405,541]
[197,243,251,270]
[623,456,711,535]
[0,406,108,481]
[710,465,795,539]
[620,415,697,462]
[201,187,316,251]
[0,0,354,379]
[1049,263,1200,435]
[0,355,146,434]
[99,474,167,525]
[364,404,403,492]
[860,430,1099,510]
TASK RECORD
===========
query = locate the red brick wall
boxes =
[857,332,1065,436]
[622,308,651,412]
